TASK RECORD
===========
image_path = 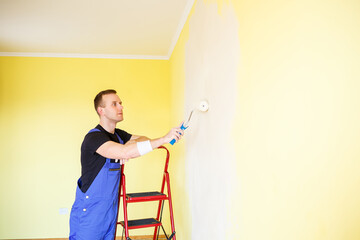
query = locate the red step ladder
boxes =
[114,146,176,240]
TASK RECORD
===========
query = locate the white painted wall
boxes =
[183,1,240,238]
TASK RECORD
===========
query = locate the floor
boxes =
[8,236,167,240]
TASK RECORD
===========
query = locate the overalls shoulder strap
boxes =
[89,128,101,133]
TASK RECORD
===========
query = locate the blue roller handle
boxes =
[170,123,188,145]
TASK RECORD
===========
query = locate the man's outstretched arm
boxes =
[96,125,184,160]
[127,135,150,143]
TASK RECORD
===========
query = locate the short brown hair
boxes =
[94,89,117,114]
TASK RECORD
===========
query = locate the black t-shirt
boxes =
[79,124,132,193]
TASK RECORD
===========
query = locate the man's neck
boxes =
[99,119,116,134]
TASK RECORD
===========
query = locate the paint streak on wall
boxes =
[184,1,239,238]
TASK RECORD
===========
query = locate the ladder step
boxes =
[119,218,161,229]
[126,191,167,202]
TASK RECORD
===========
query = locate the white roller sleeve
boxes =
[137,140,153,156]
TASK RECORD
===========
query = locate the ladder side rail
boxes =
[153,146,170,240]
[153,173,167,240]
[122,173,131,239]
[114,166,125,240]
[158,146,170,173]
[165,172,176,240]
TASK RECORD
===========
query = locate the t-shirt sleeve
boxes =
[116,129,132,144]
[82,131,111,154]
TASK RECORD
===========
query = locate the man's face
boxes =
[99,93,124,123]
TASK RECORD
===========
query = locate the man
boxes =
[69,89,184,240]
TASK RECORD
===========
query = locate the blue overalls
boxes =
[69,129,123,240]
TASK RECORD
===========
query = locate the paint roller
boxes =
[170,100,209,145]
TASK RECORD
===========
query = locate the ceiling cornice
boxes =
[0,52,169,60]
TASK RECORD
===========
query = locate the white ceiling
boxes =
[0,0,194,59]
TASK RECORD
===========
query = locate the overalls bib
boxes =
[69,129,123,240]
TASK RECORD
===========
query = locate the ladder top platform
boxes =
[126,191,168,202]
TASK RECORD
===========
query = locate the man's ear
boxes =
[97,107,103,116]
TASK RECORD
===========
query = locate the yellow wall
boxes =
[0,57,171,238]
[234,0,360,239]
[170,0,360,239]
[168,3,194,239]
